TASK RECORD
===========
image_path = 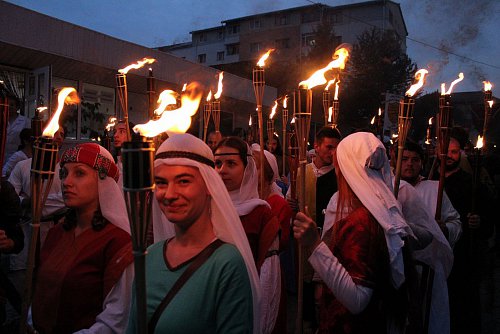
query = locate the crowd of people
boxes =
[1,97,499,333]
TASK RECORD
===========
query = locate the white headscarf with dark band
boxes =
[216,141,270,216]
[60,143,130,234]
[152,134,261,333]
[251,143,283,198]
[334,132,413,288]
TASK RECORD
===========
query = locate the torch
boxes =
[127,84,202,334]
[212,72,224,137]
[377,107,384,140]
[253,49,274,198]
[267,100,278,148]
[203,91,212,142]
[20,88,79,334]
[322,80,334,126]
[104,116,117,152]
[393,69,429,198]
[281,96,289,177]
[0,92,8,173]
[117,58,156,142]
[435,73,464,222]
[147,68,156,120]
[330,81,340,128]
[482,81,493,153]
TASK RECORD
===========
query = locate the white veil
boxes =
[151,134,261,333]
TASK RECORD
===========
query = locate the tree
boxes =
[341,28,416,131]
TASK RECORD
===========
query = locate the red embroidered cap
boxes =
[60,143,119,182]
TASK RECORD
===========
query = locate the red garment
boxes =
[239,204,280,272]
[266,194,293,252]
[319,206,390,334]
[32,223,133,334]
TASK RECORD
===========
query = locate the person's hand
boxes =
[280,175,289,186]
[0,229,15,252]
[293,207,320,250]
[468,213,480,229]
[287,197,299,216]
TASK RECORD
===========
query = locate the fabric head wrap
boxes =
[153,134,261,333]
[251,143,283,198]
[215,141,269,216]
[60,143,130,234]
[334,132,413,288]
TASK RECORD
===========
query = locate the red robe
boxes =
[266,194,293,252]
[32,223,133,334]
[319,206,390,334]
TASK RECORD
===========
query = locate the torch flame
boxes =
[298,47,350,89]
[249,115,252,126]
[105,117,117,131]
[428,117,433,125]
[182,83,187,91]
[154,90,178,116]
[378,108,382,116]
[37,106,48,113]
[42,87,80,137]
[328,107,333,122]
[213,72,224,99]
[476,135,483,149]
[325,80,336,91]
[441,72,464,95]
[488,100,494,108]
[291,117,296,124]
[206,90,212,102]
[370,116,376,125]
[483,81,492,91]
[134,83,202,137]
[270,100,278,119]
[334,81,340,100]
[283,95,288,109]
[257,49,275,67]
[118,57,156,74]
[405,69,429,97]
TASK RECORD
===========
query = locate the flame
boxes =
[378,108,382,116]
[405,69,429,97]
[105,117,117,131]
[392,133,398,139]
[37,106,48,113]
[334,81,340,100]
[483,81,492,91]
[42,87,79,137]
[476,135,483,149]
[97,136,101,141]
[257,49,275,67]
[328,107,333,122]
[370,116,376,125]
[283,95,288,109]
[441,72,464,95]
[270,101,278,119]
[291,117,296,124]
[154,90,178,116]
[118,57,156,74]
[206,90,213,102]
[428,117,433,125]
[249,115,252,126]
[213,72,224,99]
[134,83,202,137]
[299,48,349,88]
[488,100,494,108]
[182,83,187,91]
[325,79,336,91]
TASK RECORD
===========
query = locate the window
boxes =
[217,51,225,61]
[198,33,207,42]
[198,54,206,63]
[250,19,262,29]
[275,38,290,49]
[301,11,320,23]
[227,25,240,35]
[217,31,224,40]
[250,42,261,53]
[330,11,343,24]
[226,43,240,55]
[275,14,289,26]
[302,33,316,47]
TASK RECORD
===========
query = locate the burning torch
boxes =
[267,100,278,148]
[104,116,117,152]
[20,88,80,333]
[253,49,274,198]
[125,84,202,334]
[393,69,429,198]
[147,67,156,120]
[482,81,493,153]
[281,96,289,177]
[330,80,340,128]
[203,91,212,142]
[435,73,464,222]
[117,58,156,142]
[212,72,224,137]
[322,80,334,126]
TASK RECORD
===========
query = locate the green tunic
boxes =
[127,240,253,334]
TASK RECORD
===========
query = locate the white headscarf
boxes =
[152,134,261,333]
[60,143,130,234]
[218,141,269,216]
[251,143,283,198]
[335,132,413,288]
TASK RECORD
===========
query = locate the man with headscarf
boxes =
[128,133,259,333]
[294,132,413,333]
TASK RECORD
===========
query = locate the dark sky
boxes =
[7,0,500,95]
